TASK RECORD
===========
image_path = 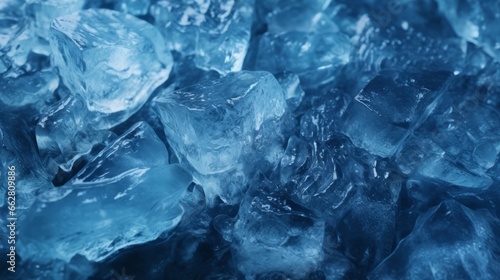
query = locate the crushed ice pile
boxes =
[1,0,500,279]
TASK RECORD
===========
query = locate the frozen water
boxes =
[36,96,116,177]
[257,0,336,34]
[371,201,500,279]
[112,0,150,15]
[26,0,86,40]
[231,177,324,277]
[0,112,51,210]
[50,8,173,124]
[19,122,192,262]
[151,0,254,74]
[341,71,453,157]
[154,71,287,204]
[254,31,351,88]
[436,0,500,61]
[0,69,58,107]
[395,75,499,189]
[275,71,305,110]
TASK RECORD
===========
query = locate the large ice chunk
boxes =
[371,201,500,279]
[19,122,192,262]
[151,0,254,74]
[49,9,173,123]
[154,71,287,204]
[341,71,453,157]
[436,0,500,61]
[231,177,324,277]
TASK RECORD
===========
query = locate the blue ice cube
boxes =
[232,177,324,277]
[19,122,192,262]
[255,31,351,88]
[371,201,500,279]
[341,71,453,157]
[49,9,173,125]
[151,0,254,74]
[154,71,287,204]
[436,0,500,61]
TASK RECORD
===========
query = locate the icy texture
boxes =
[112,0,150,15]
[154,71,287,204]
[396,76,499,189]
[341,71,453,157]
[257,0,335,33]
[0,69,58,107]
[231,177,324,277]
[436,0,500,61]
[19,122,192,262]
[275,71,305,110]
[36,96,116,176]
[254,31,351,88]
[2,1,500,279]
[26,0,86,40]
[0,113,51,210]
[151,0,254,74]
[49,8,173,122]
[371,201,500,279]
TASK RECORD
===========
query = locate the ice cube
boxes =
[49,9,173,124]
[154,71,287,204]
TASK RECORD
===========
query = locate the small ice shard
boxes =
[232,177,324,277]
[436,0,500,61]
[370,201,500,279]
[275,71,305,110]
[151,0,254,74]
[25,0,86,40]
[154,71,287,204]
[341,71,453,158]
[19,122,192,262]
[49,8,173,124]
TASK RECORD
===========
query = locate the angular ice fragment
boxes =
[49,9,173,123]
[371,201,500,279]
[19,122,191,262]
[395,76,499,189]
[36,96,116,177]
[151,0,254,74]
[341,71,453,157]
[232,177,324,277]
[275,71,304,110]
[0,69,58,107]
[154,71,287,204]
[255,31,351,88]
[436,0,500,61]
[26,0,86,40]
